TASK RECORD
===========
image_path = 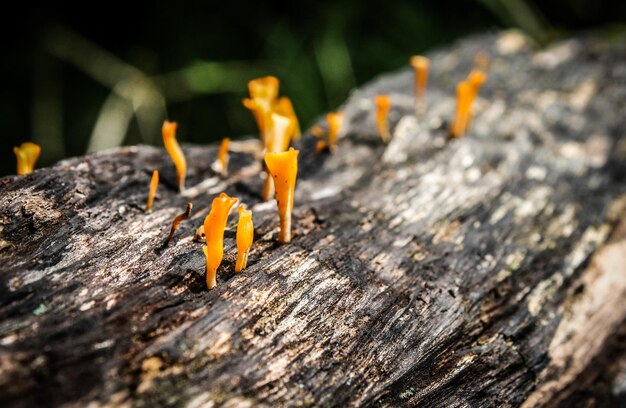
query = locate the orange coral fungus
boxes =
[243,76,280,143]
[315,112,344,153]
[275,96,300,141]
[375,95,392,143]
[262,112,295,201]
[410,55,429,112]
[214,138,230,176]
[235,204,254,273]
[326,112,343,152]
[203,192,238,289]
[145,170,159,212]
[451,81,473,138]
[13,142,41,175]
[165,203,193,245]
[264,148,299,243]
[451,70,487,138]
[162,121,187,192]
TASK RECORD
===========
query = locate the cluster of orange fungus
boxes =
[214,138,230,176]
[410,55,430,113]
[264,148,299,243]
[235,205,254,273]
[145,170,159,212]
[166,203,192,245]
[375,95,392,143]
[451,69,487,138]
[315,112,343,153]
[14,142,41,175]
[203,192,238,289]
[162,121,187,192]
[243,76,280,142]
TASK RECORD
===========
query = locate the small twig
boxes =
[165,203,193,246]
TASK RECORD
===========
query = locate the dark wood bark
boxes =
[1,31,626,407]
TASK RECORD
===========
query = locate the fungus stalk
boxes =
[243,76,280,145]
[162,121,187,192]
[235,204,254,273]
[165,203,193,245]
[13,142,41,175]
[203,192,238,289]
[315,112,343,154]
[264,148,299,243]
[276,97,300,141]
[145,170,159,212]
[375,95,392,143]
[410,55,429,114]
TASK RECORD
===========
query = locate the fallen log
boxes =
[1,30,626,407]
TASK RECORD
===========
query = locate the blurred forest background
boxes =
[1,0,625,176]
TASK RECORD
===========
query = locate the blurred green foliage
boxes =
[1,0,624,176]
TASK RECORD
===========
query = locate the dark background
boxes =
[2,0,625,176]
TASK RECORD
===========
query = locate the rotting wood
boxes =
[1,30,626,407]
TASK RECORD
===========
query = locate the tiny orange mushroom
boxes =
[243,76,280,144]
[275,96,300,141]
[409,55,430,113]
[264,147,299,243]
[145,170,159,212]
[13,142,41,175]
[235,204,254,273]
[451,81,473,138]
[213,138,230,176]
[162,121,187,192]
[451,70,487,138]
[262,112,295,201]
[375,95,392,143]
[326,112,343,153]
[203,192,238,289]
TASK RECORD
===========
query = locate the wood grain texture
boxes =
[1,30,626,407]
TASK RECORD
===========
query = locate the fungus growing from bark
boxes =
[315,112,343,153]
[410,55,429,113]
[264,148,299,243]
[275,97,300,141]
[375,95,392,143]
[451,81,473,138]
[213,138,230,176]
[13,142,41,175]
[194,225,205,242]
[203,192,238,289]
[165,203,193,245]
[145,170,159,212]
[235,204,254,273]
[451,70,487,138]
[243,76,280,144]
[262,112,295,201]
[162,121,187,192]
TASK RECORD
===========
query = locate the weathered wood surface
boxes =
[1,31,626,407]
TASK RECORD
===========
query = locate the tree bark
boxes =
[1,30,626,407]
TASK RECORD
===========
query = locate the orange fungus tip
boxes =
[264,148,299,243]
[203,192,238,289]
[162,120,187,192]
[235,204,254,273]
[145,170,159,212]
[248,76,280,101]
[375,95,392,143]
[14,142,41,175]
